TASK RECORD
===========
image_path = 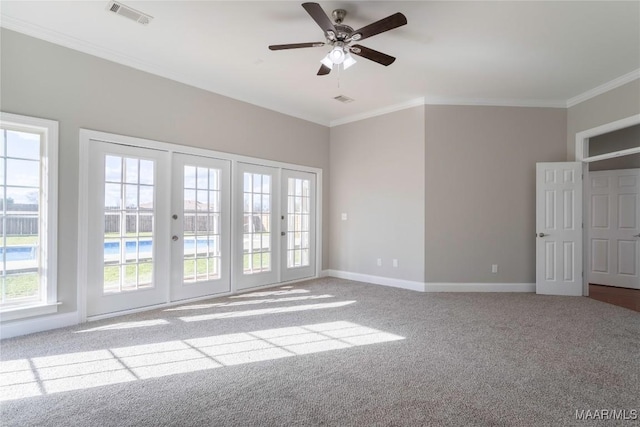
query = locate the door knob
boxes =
[172,214,178,220]
[281,231,286,236]
[172,235,179,241]
[538,233,547,238]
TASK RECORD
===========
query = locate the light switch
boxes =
[341,213,348,221]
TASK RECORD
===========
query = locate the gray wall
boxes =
[567,79,640,160]
[0,29,330,315]
[329,106,425,282]
[424,106,567,283]
[588,124,640,171]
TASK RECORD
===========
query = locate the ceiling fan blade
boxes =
[350,45,396,66]
[302,2,337,37]
[351,12,407,42]
[317,64,332,76]
[269,42,325,50]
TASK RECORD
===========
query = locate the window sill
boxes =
[0,302,61,322]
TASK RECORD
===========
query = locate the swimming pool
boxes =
[0,246,37,262]
[2,238,216,262]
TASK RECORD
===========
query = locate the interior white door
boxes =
[588,169,639,289]
[235,163,278,290]
[87,141,170,316]
[536,162,583,296]
[170,153,231,301]
[280,169,316,282]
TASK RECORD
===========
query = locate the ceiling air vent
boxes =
[106,1,153,25]
[334,95,354,104]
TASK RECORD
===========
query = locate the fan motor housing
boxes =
[333,24,354,41]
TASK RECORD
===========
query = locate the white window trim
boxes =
[0,112,59,321]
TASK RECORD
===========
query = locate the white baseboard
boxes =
[324,270,426,292]
[425,282,535,292]
[323,270,534,293]
[1,311,79,339]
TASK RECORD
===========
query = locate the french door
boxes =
[85,138,318,317]
[235,165,318,290]
[170,153,231,301]
[87,142,170,316]
[281,169,316,282]
[235,163,278,290]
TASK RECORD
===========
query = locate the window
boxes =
[242,172,272,274]
[0,113,58,320]
[103,155,156,293]
[182,165,222,283]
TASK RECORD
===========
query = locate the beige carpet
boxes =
[1,277,639,426]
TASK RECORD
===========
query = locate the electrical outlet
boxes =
[376,258,382,267]
[393,259,398,268]
[492,264,498,273]
[341,213,348,221]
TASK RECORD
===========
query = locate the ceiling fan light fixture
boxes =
[343,53,357,69]
[329,46,345,64]
[320,55,334,69]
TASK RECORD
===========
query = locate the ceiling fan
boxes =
[268,2,407,76]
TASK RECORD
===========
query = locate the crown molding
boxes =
[566,68,640,108]
[0,15,330,127]
[328,96,567,127]
[329,97,426,127]
[423,97,566,109]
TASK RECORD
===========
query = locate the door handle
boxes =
[538,233,547,238]
[281,232,286,236]
[172,235,179,241]
[634,233,640,238]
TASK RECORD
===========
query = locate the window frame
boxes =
[0,112,59,321]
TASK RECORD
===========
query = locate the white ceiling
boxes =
[1,1,639,126]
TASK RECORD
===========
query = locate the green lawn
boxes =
[103,257,221,289]
[3,273,39,299]
[4,235,38,246]
[243,251,270,272]
[2,235,39,300]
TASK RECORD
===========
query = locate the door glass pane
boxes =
[287,178,311,268]
[183,165,221,283]
[1,129,42,305]
[103,155,155,293]
[243,172,271,274]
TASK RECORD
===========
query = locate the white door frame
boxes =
[575,114,640,296]
[78,129,323,322]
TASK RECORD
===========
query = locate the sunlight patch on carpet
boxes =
[164,294,334,311]
[178,301,356,322]
[76,319,170,333]
[0,321,404,402]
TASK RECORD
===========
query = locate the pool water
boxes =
[3,238,216,262]
[104,238,215,256]
[0,246,37,262]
